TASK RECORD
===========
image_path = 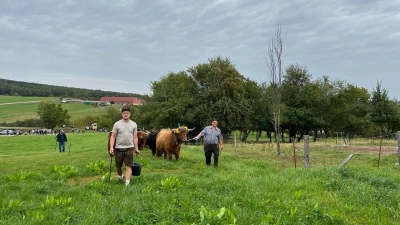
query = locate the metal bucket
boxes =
[131,163,141,176]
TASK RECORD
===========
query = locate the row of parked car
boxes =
[0,129,23,135]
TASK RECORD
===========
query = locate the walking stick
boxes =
[68,142,72,156]
[109,156,113,181]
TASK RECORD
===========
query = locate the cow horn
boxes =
[188,127,195,131]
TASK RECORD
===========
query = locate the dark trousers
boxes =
[204,144,219,166]
[58,141,65,152]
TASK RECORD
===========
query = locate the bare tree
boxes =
[266,24,285,155]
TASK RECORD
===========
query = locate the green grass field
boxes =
[0,95,102,123]
[1,133,399,224]
[0,96,58,104]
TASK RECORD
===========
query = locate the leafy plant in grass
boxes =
[28,209,45,222]
[194,205,237,225]
[86,160,107,175]
[45,195,73,207]
[8,173,27,182]
[50,165,78,179]
[7,199,23,209]
[159,176,182,190]
[8,171,42,182]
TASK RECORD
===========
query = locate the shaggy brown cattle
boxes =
[146,131,159,156]
[156,126,194,161]
[107,131,148,156]
[137,131,148,150]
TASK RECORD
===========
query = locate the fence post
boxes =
[397,131,400,165]
[234,133,237,157]
[304,135,309,168]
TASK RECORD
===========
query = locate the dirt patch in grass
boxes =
[332,145,398,156]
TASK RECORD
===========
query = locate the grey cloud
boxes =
[0,0,399,97]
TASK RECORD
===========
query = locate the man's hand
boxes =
[135,149,140,155]
[109,148,114,155]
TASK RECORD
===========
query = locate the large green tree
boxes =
[138,71,198,130]
[370,82,398,134]
[37,101,71,129]
[281,64,312,142]
[188,56,251,136]
[328,82,371,137]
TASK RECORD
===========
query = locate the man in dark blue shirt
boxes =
[193,118,224,166]
[55,130,68,152]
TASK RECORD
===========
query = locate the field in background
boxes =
[0,133,399,224]
[0,96,58,104]
[0,95,103,123]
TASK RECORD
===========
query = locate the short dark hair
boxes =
[121,106,131,112]
[211,118,218,122]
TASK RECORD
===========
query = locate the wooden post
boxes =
[234,133,237,157]
[292,137,297,169]
[397,131,400,165]
[339,154,353,167]
[378,131,382,168]
[304,135,309,168]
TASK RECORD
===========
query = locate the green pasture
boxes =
[0,95,101,123]
[0,95,58,104]
[0,133,399,224]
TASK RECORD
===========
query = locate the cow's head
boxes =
[172,126,195,143]
[137,131,148,150]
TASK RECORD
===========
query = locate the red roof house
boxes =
[100,96,144,105]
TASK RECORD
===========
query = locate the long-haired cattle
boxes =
[137,131,148,150]
[155,126,194,161]
[146,131,159,156]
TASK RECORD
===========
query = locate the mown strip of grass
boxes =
[0,134,399,224]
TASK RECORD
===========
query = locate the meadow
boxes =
[0,133,399,225]
[0,95,102,124]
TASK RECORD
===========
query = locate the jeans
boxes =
[59,142,65,152]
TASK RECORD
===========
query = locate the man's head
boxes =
[121,106,131,120]
[211,118,218,127]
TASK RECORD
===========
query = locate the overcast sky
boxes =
[1,0,399,99]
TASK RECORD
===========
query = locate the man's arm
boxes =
[133,130,140,155]
[109,132,116,155]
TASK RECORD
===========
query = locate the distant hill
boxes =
[0,78,144,100]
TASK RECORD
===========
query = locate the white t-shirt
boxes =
[111,119,137,149]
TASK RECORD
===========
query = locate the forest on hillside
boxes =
[0,78,144,100]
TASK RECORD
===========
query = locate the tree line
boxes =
[135,56,400,143]
[0,78,143,100]
[2,56,399,144]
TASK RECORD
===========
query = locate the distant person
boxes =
[109,106,140,186]
[192,118,224,166]
[55,130,68,152]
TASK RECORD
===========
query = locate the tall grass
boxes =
[0,133,399,224]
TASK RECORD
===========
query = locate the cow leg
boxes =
[175,146,180,161]
[156,149,162,158]
[163,151,167,159]
[167,152,172,161]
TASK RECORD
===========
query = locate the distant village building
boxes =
[99,96,144,105]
